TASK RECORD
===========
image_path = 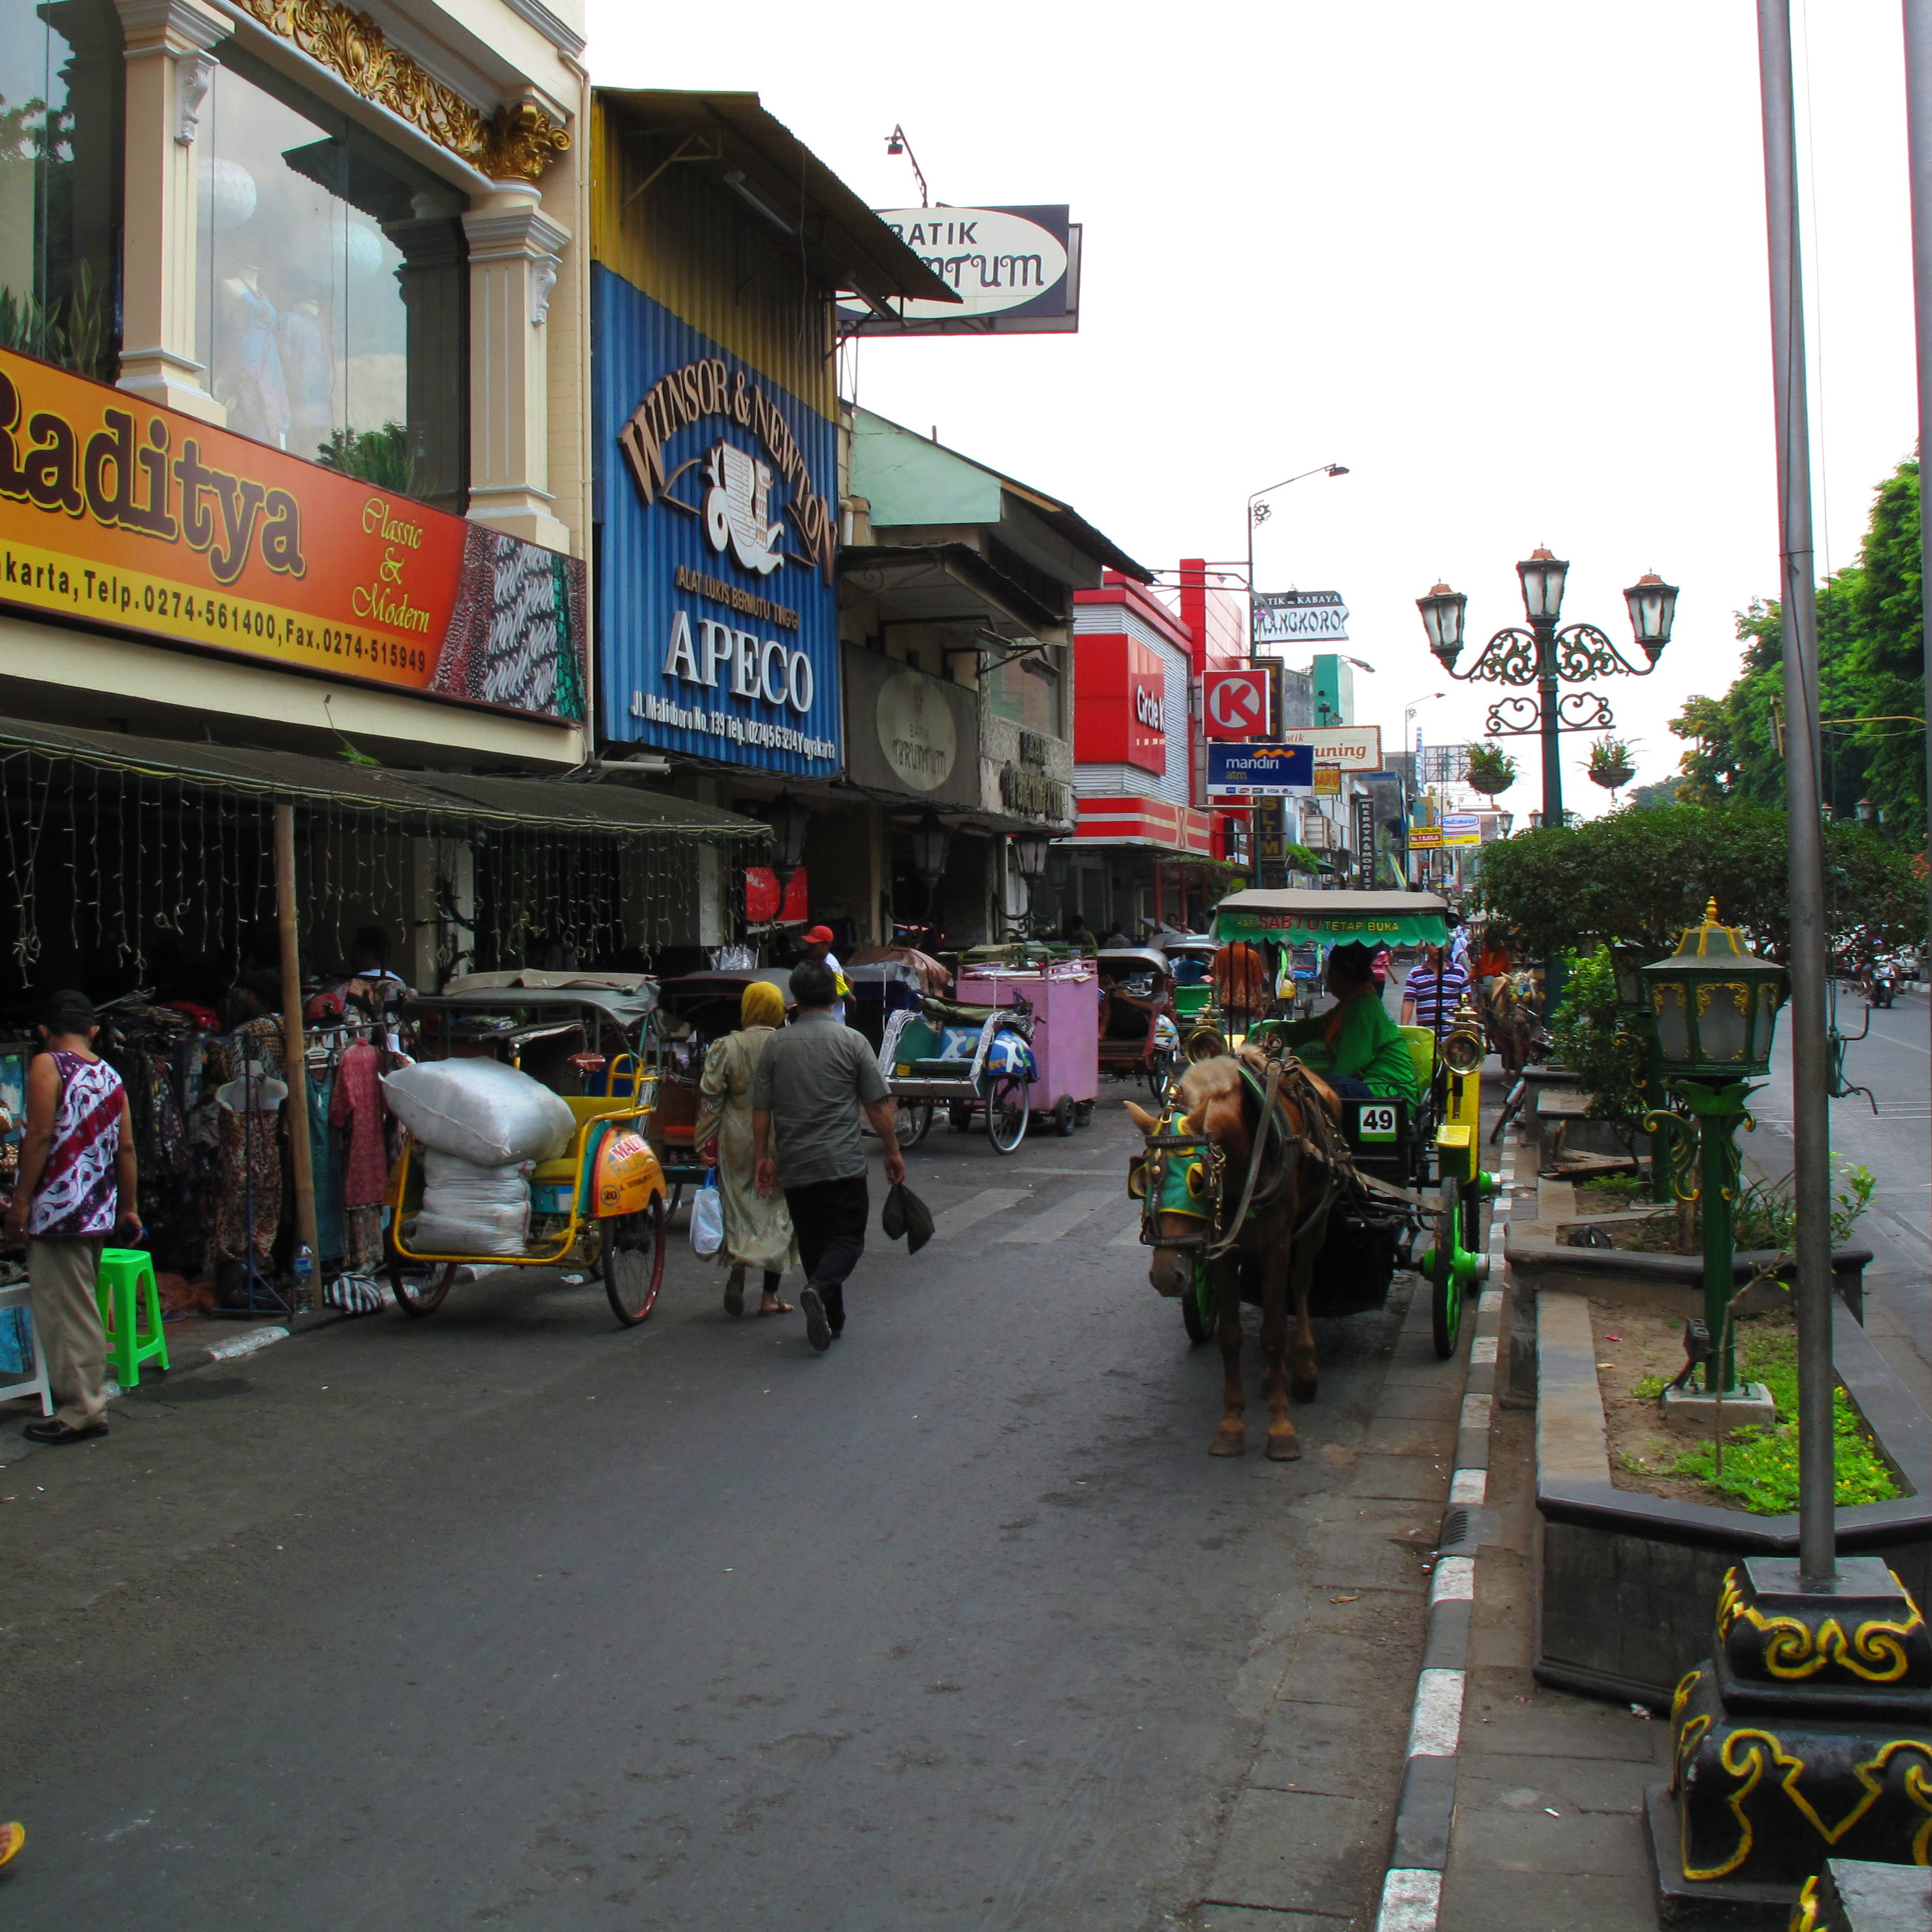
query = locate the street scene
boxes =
[6,3,1932,1930]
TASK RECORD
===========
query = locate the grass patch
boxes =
[1661,1323,1901,1515]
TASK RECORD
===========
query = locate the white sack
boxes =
[383,1058,574,1167]
[413,1150,533,1256]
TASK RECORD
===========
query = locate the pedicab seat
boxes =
[530,1098,635,1186]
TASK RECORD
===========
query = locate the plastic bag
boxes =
[689,1169,724,1257]
[413,1150,533,1256]
[383,1058,574,1167]
[880,1180,934,1255]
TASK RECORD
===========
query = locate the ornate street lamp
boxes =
[1415,551,1677,832]
[910,812,951,883]
[767,793,811,872]
[1011,829,1049,880]
[1640,901,1788,1394]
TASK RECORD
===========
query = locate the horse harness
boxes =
[1131,1051,1350,1259]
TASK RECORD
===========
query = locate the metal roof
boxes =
[1214,890,1450,917]
[595,91,958,309]
[0,718,766,841]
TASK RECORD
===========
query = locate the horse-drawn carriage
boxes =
[1126,889,1495,1460]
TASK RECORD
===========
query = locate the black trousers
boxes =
[784,1173,869,1329]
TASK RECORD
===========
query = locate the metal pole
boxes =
[1758,0,1836,1583]
[1902,0,1932,1435]
[1536,616,1562,831]
[274,803,322,1310]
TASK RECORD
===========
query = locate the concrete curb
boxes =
[1372,1147,1526,1932]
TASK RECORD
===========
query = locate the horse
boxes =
[1126,1050,1344,1461]
[1476,967,1540,1076]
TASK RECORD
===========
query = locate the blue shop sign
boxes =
[592,268,841,774]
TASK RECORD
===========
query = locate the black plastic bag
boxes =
[881,1180,935,1255]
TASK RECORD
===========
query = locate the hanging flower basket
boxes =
[1464,745,1518,797]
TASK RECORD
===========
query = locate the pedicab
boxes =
[1095,947,1182,1098]
[1147,888,1494,1357]
[1157,936,1220,1027]
[949,958,1100,1139]
[386,981,671,1327]
[878,992,1039,1153]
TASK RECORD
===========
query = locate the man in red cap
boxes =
[799,925,849,1024]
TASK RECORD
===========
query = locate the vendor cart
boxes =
[387,983,669,1327]
[952,960,1100,1138]
[1095,947,1182,1098]
[879,996,1039,1152]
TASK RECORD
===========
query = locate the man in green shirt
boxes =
[1258,942,1418,1103]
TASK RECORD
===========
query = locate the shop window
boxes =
[0,0,121,380]
[194,48,467,511]
[986,643,1064,738]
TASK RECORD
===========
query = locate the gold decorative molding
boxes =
[233,0,570,182]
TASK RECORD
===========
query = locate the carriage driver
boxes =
[1252,942,1418,1104]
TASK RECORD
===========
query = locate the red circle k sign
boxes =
[1203,668,1270,740]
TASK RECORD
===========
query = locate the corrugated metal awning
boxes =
[0,718,765,842]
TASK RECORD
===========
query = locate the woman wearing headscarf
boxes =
[695,980,799,1318]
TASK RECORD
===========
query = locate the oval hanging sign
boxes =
[861,207,1072,324]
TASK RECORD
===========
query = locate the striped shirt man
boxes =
[1402,953,1472,1034]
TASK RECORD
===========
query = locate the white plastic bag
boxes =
[413,1150,533,1256]
[383,1058,574,1167]
[689,1169,724,1257]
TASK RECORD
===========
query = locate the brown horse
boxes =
[1126,1052,1342,1461]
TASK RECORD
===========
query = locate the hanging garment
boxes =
[330,1039,389,1207]
[308,1063,345,1268]
[213,1071,287,1267]
[342,1204,385,1275]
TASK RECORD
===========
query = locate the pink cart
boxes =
[953,961,1101,1138]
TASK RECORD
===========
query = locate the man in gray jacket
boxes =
[752,958,905,1351]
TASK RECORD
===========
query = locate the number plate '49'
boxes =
[1356,1103,1397,1143]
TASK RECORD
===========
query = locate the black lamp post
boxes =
[910,812,951,925]
[1416,554,1677,832]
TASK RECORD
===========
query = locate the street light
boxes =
[1416,550,1678,831]
[1246,463,1349,622]
[1010,829,1049,879]
[1640,900,1787,1395]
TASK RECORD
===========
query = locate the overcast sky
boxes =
[587,0,1919,819]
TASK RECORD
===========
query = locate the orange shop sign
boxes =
[0,347,586,722]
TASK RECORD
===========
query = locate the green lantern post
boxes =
[1639,900,1788,1398]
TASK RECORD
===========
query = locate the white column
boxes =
[463,184,571,553]
[114,0,227,422]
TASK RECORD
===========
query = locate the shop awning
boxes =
[0,718,766,842]
[840,543,1065,638]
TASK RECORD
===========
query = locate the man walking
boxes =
[1401,941,1472,1044]
[752,959,905,1352]
[797,925,850,1024]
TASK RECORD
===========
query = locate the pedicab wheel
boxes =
[986,1077,1030,1153]
[391,1259,457,1317]
[1053,1095,1077,1137]
[601,1196,667,1327]
[895,1097,935,1148]
[1146,1051,1177,1102]
[1180,1256,1214,1345]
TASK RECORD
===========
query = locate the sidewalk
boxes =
[1379,1106,1674,1932]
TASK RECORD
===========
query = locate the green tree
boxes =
[1477,801,1923,961]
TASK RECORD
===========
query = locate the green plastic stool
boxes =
[95,1247,169,1388]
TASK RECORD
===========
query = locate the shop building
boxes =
[588,90,951,960]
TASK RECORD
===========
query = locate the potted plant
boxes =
[1464,742,1519,797]
[1585,736,1637,793]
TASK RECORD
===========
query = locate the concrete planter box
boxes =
[1532,1288,1932,1709]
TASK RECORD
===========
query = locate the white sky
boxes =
[586,0,1918,820]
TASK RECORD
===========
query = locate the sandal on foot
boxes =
[755,1301,795,1316]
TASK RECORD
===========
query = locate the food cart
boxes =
[952,959,1100,1137]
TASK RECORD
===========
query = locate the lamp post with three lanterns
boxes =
[1415,551,1679,832]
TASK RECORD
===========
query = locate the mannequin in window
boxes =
[277,288,334,464]
[216,266,289,446]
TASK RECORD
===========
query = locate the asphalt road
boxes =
[1746,981,1932,1405]
[1,1087,1427,1931]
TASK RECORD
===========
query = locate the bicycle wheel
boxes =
[895,1097,934,1148]
[986,1077,1030,1153]
[601,1196,667,1327]
[390,1259,456,1317]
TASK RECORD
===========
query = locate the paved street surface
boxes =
[1748,982,1932,1408]
[2,1088,1464,1930]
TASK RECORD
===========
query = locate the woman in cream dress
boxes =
[695,980,799,1317]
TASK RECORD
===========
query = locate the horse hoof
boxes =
[1291,1376,1319,1404]
[1209,1432,1246,1457]
[1267,1433,1303,1462]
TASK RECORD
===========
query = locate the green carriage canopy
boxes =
[1211,889,1451,948]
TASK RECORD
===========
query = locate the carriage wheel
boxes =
[1053,1096,1077,1137]
[986,1078,1030,1153]
[1180,1256,1214,1345]
[390,1259,457,1317]
[602,1197,667,1327]
[1429,1186,1467,1361]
